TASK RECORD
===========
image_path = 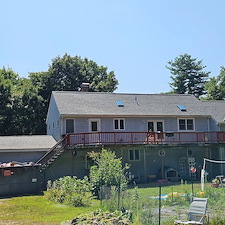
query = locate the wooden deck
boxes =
[65,131,225,146]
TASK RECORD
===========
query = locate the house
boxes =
[42,90,225,183]
[0,135,57,164]
[201,100,225,131]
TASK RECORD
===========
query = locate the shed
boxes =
[0,164,42,197]
[0,135,57,163]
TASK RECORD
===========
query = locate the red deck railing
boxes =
[65,131,225,146]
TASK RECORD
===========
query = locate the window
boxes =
[115,100,124,107]
[91,121,98,132]
[66,119,74,133]
[148,121,164,132]
[85,155,95,169]
[177,104,187,111]
[114,119,125,130]
[157,122,163,132]
[147,121,164,140]
[129,149,140,161]
[89,119,100,132]
[178,119,194,131]
[187,119,194,130]
[148,122,154,132]
[179,119,186,130]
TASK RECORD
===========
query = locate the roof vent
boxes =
[177,104,186,111]
[134,97,139,106]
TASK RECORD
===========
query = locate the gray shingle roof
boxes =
[202,100,225,123]
[0,135,57,150]
[52,91,209,117]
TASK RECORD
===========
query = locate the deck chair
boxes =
[174,197,209,225]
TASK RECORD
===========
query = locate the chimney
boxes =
[80,83,90,92]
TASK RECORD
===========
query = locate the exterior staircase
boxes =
[35,134,68,169]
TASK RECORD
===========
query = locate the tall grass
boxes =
[101,183,225,225]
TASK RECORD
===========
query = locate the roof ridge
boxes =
[53,91,194,96]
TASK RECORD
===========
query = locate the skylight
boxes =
[116,100,124,107]
[177,104,186,111]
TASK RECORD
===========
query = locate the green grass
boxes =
[0,194,99,225]
[0,183,224,225]
[129,182,203,199]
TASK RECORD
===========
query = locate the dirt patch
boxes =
[0,198,9,204]
[152,206,188,221]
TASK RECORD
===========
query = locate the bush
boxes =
[71,209,132,225]
[45,176,94,207]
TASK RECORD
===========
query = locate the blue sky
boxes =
[1,1,225,94]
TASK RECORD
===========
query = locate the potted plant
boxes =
[211,178,220,188]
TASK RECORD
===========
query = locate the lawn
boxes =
[0,183,224,225]
[0,195,99,225]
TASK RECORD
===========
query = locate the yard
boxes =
[0,182,225,225]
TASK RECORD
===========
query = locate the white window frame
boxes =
[65,118,75,133]
[147,120,164,140]
[177,118,195,131]
[89,119,101,132]
[113,118,125,130]
[147,120,164,132]
[128,149,140,161]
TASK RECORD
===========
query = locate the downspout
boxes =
[61,116,64,138]
[207,116,212,177]
[219,121,225,174]
[207,116,210,132]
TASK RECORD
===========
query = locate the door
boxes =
[65,119,74,133]
[89,119,101,144]
[147,121,164,141]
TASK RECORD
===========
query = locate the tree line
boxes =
[0,53,224,136]
[0,54,118,135]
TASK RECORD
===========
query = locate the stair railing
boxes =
[35,134,68,166]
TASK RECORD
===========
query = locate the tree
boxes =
[0,55,118,135]
[28,54,118,134]
[166,54,210,98]
[0,67,46,135]
[205,66,225,100]
[10,88,46,135]
[0,67,25,135]
[31,54,118,102]
[0,70,12,135]
[88,149,129,208]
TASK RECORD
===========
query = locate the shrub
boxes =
[88,148,129,209]
[71,209,132,225]
[45,176,93,207]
